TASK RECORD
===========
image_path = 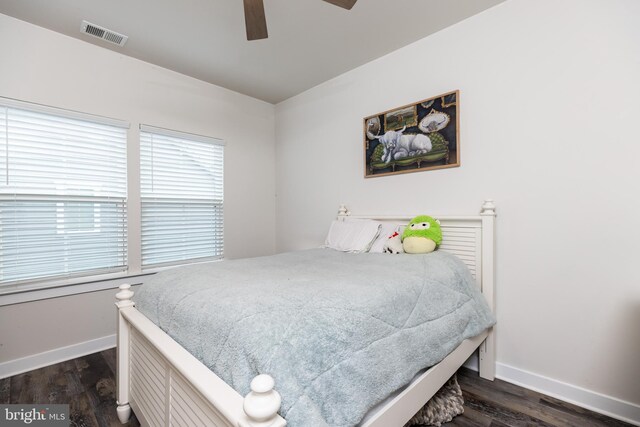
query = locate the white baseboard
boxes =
[463,354,640,425]
[0,334,116,379]
[462,361,640,426]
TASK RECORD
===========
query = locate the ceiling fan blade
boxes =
[243,0,268,40]
[322,0,358,10]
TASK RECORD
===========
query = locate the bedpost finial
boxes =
[115,284,135,308]
[481,199,496,216]
[250,374,275,393]
[338,204,350,219]
[241,374,284,427]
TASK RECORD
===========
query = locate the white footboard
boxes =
[115,285,286,427]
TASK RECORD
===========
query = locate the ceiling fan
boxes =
[243,0,358,40]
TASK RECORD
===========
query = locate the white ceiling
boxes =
[0,0,505,104]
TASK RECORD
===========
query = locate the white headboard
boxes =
[337,200,497,378]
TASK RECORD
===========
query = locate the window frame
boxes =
[0,99,225,305]
[0,97,130,294]
[139,124,225,269]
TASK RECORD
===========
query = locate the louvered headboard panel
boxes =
[439,223,482,286]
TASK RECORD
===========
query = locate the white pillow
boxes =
[324,219,381,253]
[368,222,401,253]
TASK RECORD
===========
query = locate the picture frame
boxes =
[364,90,459,178]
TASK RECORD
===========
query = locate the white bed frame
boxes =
[115,200,496,427]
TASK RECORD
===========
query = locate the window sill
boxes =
[0,258,224,307]
[0,272,154,307]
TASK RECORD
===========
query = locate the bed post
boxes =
[479,200,496,380]
[115,284,134,424]
[239,374,286,427]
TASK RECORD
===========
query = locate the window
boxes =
[0,98,223,296]
[140,125,224,268]
[0,99,128,286]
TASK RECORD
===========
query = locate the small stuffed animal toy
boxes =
[383,231,404,254]
[402,215,442,254]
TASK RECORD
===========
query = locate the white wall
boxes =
[276,0,640,417]
[0,14,276,366]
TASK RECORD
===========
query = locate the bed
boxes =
[114,200,497,427]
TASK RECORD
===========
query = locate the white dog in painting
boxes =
[373,126,433,163]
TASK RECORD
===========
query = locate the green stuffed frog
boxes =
[402,215,442,254]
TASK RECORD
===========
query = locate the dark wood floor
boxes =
[0,349,139,427]
[0,349,631,427]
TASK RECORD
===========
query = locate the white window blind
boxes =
[0,99,128,286]
[140,125,224,268]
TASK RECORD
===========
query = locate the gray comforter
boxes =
[135,249,495,427]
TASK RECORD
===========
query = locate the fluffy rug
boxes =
[405,375,465,426]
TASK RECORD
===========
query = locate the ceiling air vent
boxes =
[80,20,128,47]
